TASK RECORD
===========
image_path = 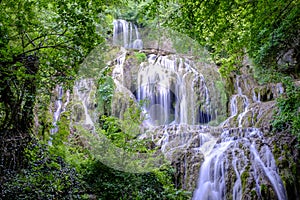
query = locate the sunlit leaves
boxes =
[140,0,299,76]
[273,78,300,140]
[0,0,125,130]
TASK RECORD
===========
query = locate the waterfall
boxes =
[113,19,143,49]
[192,128,287,200]
[135,54,212,126]
[135,62,287,198]
[65,19,289,199]
[222,76,250,128]
[49,85,69,145]
[73,78,96,131]
[193,75,287,199]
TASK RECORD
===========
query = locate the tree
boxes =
[139,0,299,76]
[0,0,121,174]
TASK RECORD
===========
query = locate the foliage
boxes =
[97,66,115,115]
[134,52,147,63]
[1,142,87,200]
[2,105,189,199]
[82,160,165,200]
[91,100,162,173]
[0,0,121,131]
[110,0,150,27]
[0,0,129,179]
[99,102,148,153]
[252,64,288,85]
[139,0,299,76]
[81,159,191,199]
[272,77,300,143]
[153,164,192,199]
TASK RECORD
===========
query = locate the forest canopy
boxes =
[134,0,299,77]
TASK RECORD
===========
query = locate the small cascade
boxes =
[251,81,285,104]
[73,78,96,131]
[192,75,287,199]
[193,128,287,200]
[136,54,212,126]
[252,90,261,102]
[112,50,127,84]
[49,85,69,145]
[113,19,143,49]
[222,76,250,127]
[154,124,211,149]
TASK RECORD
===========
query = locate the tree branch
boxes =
[24,29,68,48]
[22,41,74,55]
[25,33,36,47]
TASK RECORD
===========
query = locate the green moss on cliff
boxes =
[241,170,249,192]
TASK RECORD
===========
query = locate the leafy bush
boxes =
[1,142,87,200]
[86,102,191,199]
[97,66,115,115]
[82,160,166,200]
[134,52,147,63]
[272,77,300,144]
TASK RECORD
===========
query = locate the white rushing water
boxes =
[112,19,212,126]
[113,19,143,49]
[136,54,212,126]
[65,19,289,199]
[49,85,69,145]
[221,76,250,128]
[193,76,287,200]
[73,79,95,131]
[192,128,287,200]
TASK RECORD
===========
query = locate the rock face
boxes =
[71,78,97,131]
[105,45,297,199]
[104,20,299,199]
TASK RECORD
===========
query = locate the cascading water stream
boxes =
[107,19,289,199]
[113,19,143,49]
[222,76,250,128]
[74,79,95,130]
[192,128,287,200]
[250,144,287,200]
[136,54,212,126]
[192,75,287,199]
[49,85,69,145]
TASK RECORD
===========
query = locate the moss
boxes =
[291,163,297,175]
[134,52,147,63]
[241,170,250,191]
[103,47,121,63]
[253,112,258,123]
[251,189,257,198]
[255,106,273,128]
[232,115,238,126]
[260,184,266,191]
[283,144,289,152]
[273,144,280,160]
[260,184,269,199]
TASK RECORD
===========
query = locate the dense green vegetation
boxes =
[0,0,114,130]
[272,77,300,143]
[0,0,299,199]
[139,0,299,77]
[2,135,189,199]
[0,0,189,198]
